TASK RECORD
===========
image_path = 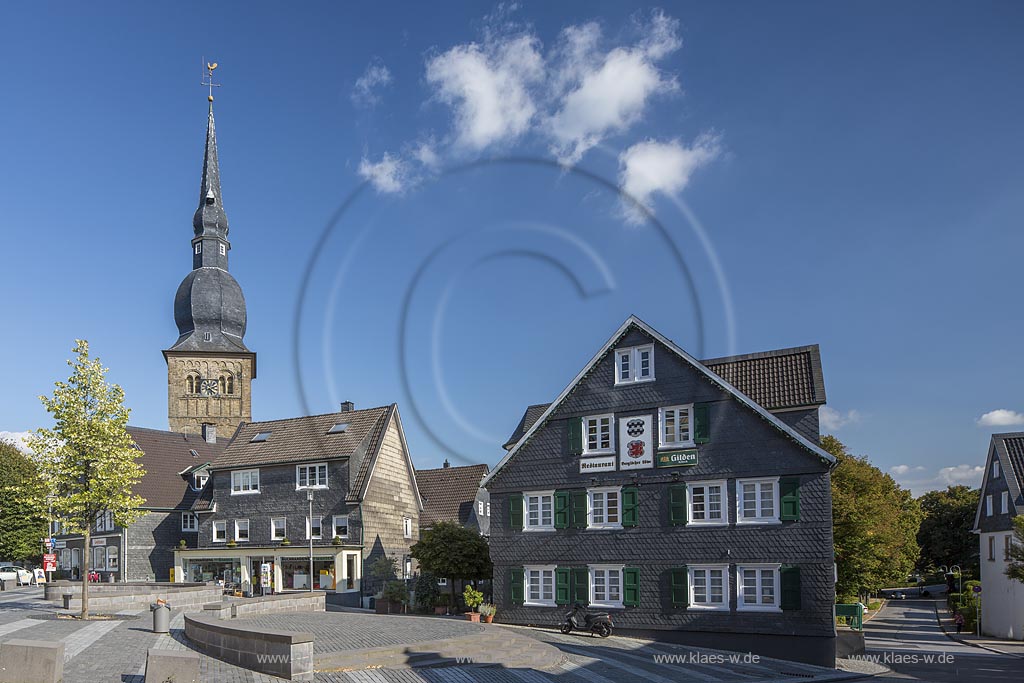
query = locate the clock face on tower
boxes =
[199,379,220,396]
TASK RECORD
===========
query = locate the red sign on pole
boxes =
[43,554,57,572]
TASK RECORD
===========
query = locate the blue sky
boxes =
[1,2,1022,495]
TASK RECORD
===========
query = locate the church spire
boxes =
[193,101,229,240]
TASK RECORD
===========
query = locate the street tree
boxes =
[916,485,980,573]
[1006,516,1024,584]
[0,440,48,563]
[825,435,922,601]
[27,340,146,618]
[410,521,491,604]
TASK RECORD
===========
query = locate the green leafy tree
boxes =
[413,571,441,611]
[27,340,146,618]
[916,485,980,573]
[1006,516,1024,584]
[0,441,48,563]
[825,435,922,601]
[410,521,491,604]
[367,555,397,596]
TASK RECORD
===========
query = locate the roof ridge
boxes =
[702,344,820,365]
[238,405,390,427]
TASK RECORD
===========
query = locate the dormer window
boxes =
[615,344,655,385]
[993,460,1001,478]
[192,472,208,490]
[219,243,226,256]
[194,243,202,255]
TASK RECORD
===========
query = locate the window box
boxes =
[737,564,781,612]
[230,469,260,495]
[614,344,655,385]
[736,477,780,525]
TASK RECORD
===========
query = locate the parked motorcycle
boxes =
[559,602,613,637]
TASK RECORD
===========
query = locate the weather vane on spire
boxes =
[201,58,220,102]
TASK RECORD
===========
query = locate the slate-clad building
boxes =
[416,461,490,536]
[174,403,422,607]
[53,426,223,582]
[484,316,838,666]
[973,432,1024,640]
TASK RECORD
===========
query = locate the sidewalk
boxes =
[933,602,1024,658]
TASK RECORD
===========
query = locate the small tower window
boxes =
[219,243,226,256]
[219,372,234,395]
[203,332,212,342]
[194,243,202,255]
[186,374,200,394]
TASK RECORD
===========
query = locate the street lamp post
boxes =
[307,490,314,593]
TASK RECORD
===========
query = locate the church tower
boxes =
[164,96,256,436]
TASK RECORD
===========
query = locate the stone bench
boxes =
[184,614,313,681]
[145,648,199,683]
[202,591,326,620]
[0,639,64,683]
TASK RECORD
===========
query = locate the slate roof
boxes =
[703,345,826,411]
[416,463,489,527]
[209,406,391,472]
[972,432,1024,531]
[503,345,827,450]
[1001,433,1024,494]
[127,426,225,510]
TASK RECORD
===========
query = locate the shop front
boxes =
[186,557,242,585]
[174,547,363,598]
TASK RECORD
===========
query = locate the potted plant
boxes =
[226,540,238,548]
[332,536,343,546]
[463,585,484,622]
[280,537,291,546]
[479,603,496,624]
[381,580,408,614]
[178,539,187,549]
[434,594,450,615]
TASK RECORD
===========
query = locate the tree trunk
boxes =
[450,580,456,613]
[81,527,90,619]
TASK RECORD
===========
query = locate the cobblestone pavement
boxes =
[0,586,858,683]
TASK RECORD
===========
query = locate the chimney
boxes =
[202,423,216,444]
[340,401,355,413]
[443,459,450,468]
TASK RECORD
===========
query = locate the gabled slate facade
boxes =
[484,317,837,666]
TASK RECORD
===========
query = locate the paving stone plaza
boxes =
[0,586,862,683]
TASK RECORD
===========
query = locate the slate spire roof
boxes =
[167,100,250,354]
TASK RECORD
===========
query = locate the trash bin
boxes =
[150,602,171,633]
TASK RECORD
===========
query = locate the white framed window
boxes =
[1002,491,1010,514]
[583,414,614,454]
[524,491,555,531]
[1005,535,1013,561]
[307,516,322,540]
[589,565,624,608]
[588,487,621,529]
[93,546,106,571]
[296,463,328,489]
[105,511,114,531]
[333,515,349,539]
[60,549,70,569]
[478,501,485,516]
[231,469,260,494]
[219,243,226,256]
[181,512,198,532]
[438,577,448,586]
[486,502,490,517]
[993,460,1000,478]
[615,344,655,385]
[106,546,119,571]
[659,405,693,448]
[688,480,727,525]
[95,514,103,532]
[212,520,226,542]
[192,472,208,490]
[194,243,202,255]
[989,535,995,560]
[737,478,780,524]
[986,494,993,516]
[524,565,556,606]
[689,565,729,610]
[737,564,781,611]
[234,519,249,542]
[403,516,413,539]
[271,517,287,541]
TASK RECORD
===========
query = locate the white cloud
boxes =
[818,406,863,432]
[426,34,544,150]
[413,141,440,169]
[617,136,720,224]
[889,464,926,476]
[358,153,410,194]
[0,430,33,453]
[547,12,681,164]
[352,61,393,107]
[937,464,985,486]
[977,409,1024,427]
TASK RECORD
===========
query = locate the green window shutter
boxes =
[622,486,639,527]
[780,477,801,521]
[554,491,571,529]
[571,490,589,528]
[623,567,640,607]
[670,567,689,607]
[571,567,589,605]
[780,565,801,611]
[555,567,571,605]
[694,403,711,444]
[668,485,688,526]
[510,567,524,605]
[568,418,583,456]
[509,494,524,531]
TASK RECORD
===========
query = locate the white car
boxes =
[0,566,33,586]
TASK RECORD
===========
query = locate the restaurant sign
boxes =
[655,449,699,468]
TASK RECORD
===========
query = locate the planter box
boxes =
[465,612,481,623]
[374,601,403,614]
